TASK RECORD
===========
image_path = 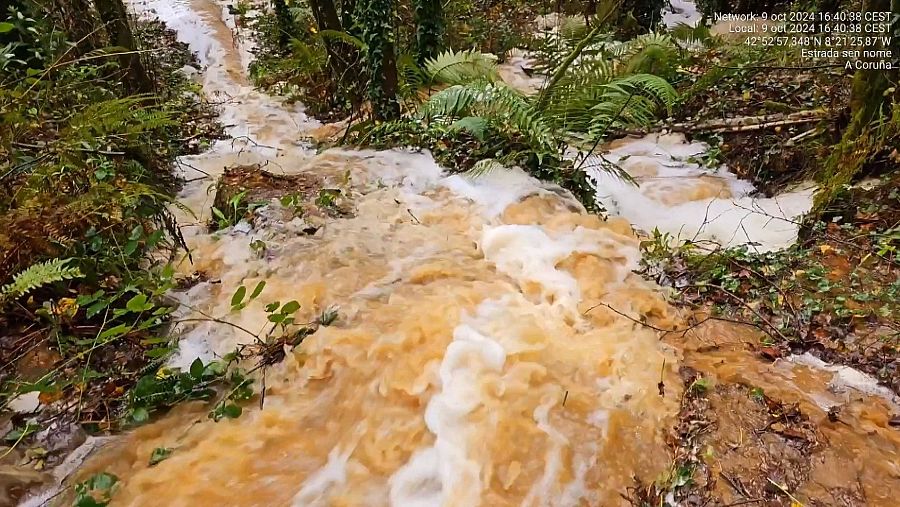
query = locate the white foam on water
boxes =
[789,353,900,408]
[441,167,571,218]
[292,445,353,506]
[388,302,507,506]
[587,133,815,252]
[480,223,640,310]
[663,0,703,28]
[522,397,569,506]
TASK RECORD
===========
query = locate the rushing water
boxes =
[22,1,900,505]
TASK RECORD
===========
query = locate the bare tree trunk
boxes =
[94,0,153,94]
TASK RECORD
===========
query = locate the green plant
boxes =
[413,0,443,65]
[209,367,254,421]
[230,280,266,312]
[360,0,400,119]
[211,190,264,230]
[265,299,302,332]
[315,188,341,209]
[1,258,83,302]
[149,447,173,466]
[128,357,232,423]
[73,472,118,507]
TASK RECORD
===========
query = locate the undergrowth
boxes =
[0,4,222,445]
[642,173,900,394]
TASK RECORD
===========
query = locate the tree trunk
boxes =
[310,0,360,97]
[814,0,896,211]
[360,0,399,119]
[413,0,443,65]
[94,0,153,94]
[844,0,895,137]
[309,0,343,31]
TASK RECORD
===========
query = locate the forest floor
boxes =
[629,37,900,507]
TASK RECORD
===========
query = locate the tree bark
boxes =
[413,0,443,65]
[94,0,153,94]
[813,0,896,212]
[310,0,361,101]
[360,0,399,119]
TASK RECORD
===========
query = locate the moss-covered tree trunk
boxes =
[815,0,897,211]
[360,0,399,120]
[413,0,443,65]
[94,0,153,94]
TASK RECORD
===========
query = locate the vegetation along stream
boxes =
[1,0,899,506]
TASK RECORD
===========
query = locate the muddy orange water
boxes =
[29,0,899,505]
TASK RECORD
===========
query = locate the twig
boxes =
[697,283,790,342]
[766,478,806,506]
[12,141,125,156]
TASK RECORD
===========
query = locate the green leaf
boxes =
[249,281,266,300]
[89,472,118,491]
[74,471,118,507]
[86,301,109,318]
[123,240,138,256]
[231,285,246,307]
[145,347,173,359]
[99,324,129,340]
[265,301,280,312]
[450,116,489,140]
[222,403,242,419]
[126,294,153,313]
[0,22,14,34]
[189,358,204,380]
[131,407,149,424]
[149,447,173,466]
[281,300,300,315]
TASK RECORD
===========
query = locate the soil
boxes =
[209,163,352,233]
[646,171,899,399]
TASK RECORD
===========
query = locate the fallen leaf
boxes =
[759,347,783,361]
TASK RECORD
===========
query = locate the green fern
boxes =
[419,82,554,147]
[318,30,367,50]
[424,49,498,85]
[450,116,489,140]
[1,258,83,301]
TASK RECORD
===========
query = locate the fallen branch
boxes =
[12,141,126,156]
[613,109,829,136]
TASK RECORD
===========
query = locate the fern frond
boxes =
[464,158,505,178]
[1,258,83,301]
[318,30,367,50]
[424,49,498,85]
[450,116,489,140]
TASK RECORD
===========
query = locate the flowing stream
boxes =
[29,1,900,505]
